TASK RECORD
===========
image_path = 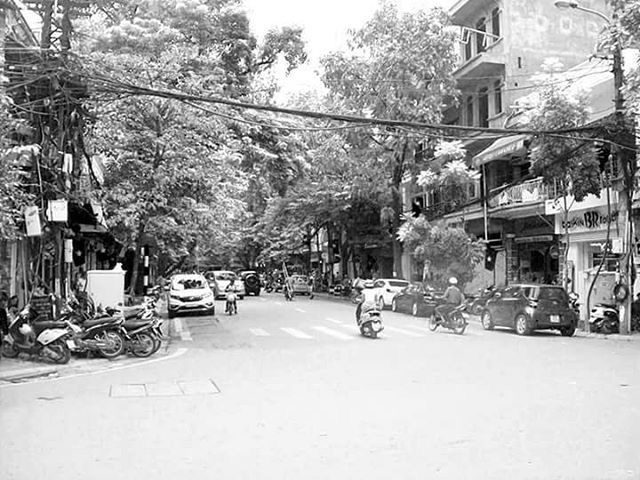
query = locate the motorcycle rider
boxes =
[435,277,464,322]
[354,280,378,324]
[225,279,238,314]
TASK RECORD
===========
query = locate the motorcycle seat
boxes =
[32,321,67,333]
[83,317,120,328]
[598,303,617,309]
[124,319,153,329]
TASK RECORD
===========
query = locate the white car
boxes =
[168,273,215,318]
[372,278,410,309]
[206,270,246,300]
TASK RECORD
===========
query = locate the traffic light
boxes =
[484,245,496,271]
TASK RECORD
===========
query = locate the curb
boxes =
[0,364,59,383]
[0,307,176,384]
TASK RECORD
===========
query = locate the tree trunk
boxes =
[390,143,408,278]
[127,222,146,296]
[562,193,570,291]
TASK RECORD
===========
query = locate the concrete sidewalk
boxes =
[0,310,174,385]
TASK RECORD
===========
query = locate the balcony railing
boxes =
[488,177,558,209]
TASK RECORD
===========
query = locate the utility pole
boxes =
[555,1,637,335]
[611,23,636,335]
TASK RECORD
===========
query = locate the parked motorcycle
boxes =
[1,305,72,364]
[357,302,384,339]
[429,303,468,335]
[60,299,127,359]
[114,301,164,357]
[568,292,580,317]
[122,317,162,357]
[589,303,619,334]
[466,286,495,315]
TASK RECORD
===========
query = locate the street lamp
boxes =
[554,1,611,23]
[555,1,635,335]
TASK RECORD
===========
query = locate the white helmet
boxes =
[448,277,458,285]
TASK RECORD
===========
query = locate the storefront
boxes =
[506,216,558,284]
[548,192,625,320]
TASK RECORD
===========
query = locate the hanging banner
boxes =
[90,201,106,226]
[62,153,73,174]
[24,206,42,237]
[47,199,68,222]
[90,155,105,185]
[64,239,73,263]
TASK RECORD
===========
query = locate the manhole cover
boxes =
[110,379,220,398]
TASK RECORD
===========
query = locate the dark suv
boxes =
[239,271,261,296]
[480,284,577,336]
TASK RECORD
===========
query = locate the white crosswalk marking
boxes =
[281,328,313,339]
[295,307,307,313]
[325,317,343,324]
[384,326,425,337]
[249,328,270,337]
[313,326,354,340]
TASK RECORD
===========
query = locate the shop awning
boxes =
[473,134,530,167]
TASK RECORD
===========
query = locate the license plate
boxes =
[66,339,76,349]
[550,315,560,323]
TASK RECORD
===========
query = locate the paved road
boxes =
[1,293,639,480]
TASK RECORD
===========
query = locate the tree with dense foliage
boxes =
[415,140,479,214]
[397,215,483,288]
[320,1,459,277]
[524,60,602,289]
[0,99,35,240]
[75,0,306,288]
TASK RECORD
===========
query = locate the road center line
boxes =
[325,317,343,324]
[295,307,307,313]
[281,327,313,339]
[249,328,270,336]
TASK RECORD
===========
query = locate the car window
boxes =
[389,280,409,288]
[500,286,521,299]
[538,287,568,303]
[373,280,385,288]
[173,277,207,290]
[214,272,236,281]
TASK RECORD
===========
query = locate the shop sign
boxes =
[556,208,619,234]
[545,190,618,215]
[24,205,42,237]
[46,199,68,222]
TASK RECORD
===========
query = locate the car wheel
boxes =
[168,309,176,319]
[412,302,419,317]
[560,326,575,337]
[377,297,385,310]
[239,295,244,300]
[481,310,494,330]
[391,299,398,312]
[515,314,531,335]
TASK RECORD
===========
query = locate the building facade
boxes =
[402,0,612,293]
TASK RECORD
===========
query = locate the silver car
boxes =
[206,270,246,300]
[168,274,215,318]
